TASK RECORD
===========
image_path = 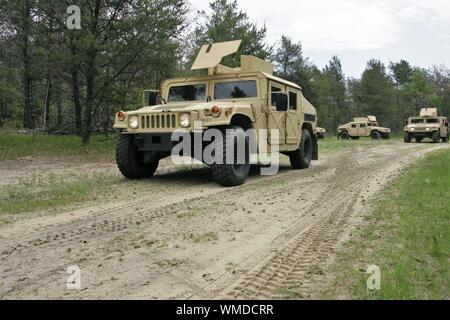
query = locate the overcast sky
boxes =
[189,0,450,78]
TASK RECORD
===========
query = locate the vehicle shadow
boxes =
[151,163,292,184]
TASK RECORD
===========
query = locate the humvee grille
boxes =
[140,114,177,129]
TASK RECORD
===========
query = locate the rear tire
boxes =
[370,131,381,140]
[116,134,159,179]
[442,132,449,143]
[404,133,411,143]
[432,131,440,143]
[211,126,250,186]
[290,129,313,169]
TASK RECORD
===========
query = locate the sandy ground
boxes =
[0,141,448,299]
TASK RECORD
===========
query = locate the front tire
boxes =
[290,129,313,169]
[442,132,449,143]
[116,134,159,179]
[404,133,411,143]
[432,131,440,143]
[211,126,250,187]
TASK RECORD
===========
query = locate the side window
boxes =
[360,124,366,128]
[351,124,357,128]
[289,91,297,110]
[367,123,372,126]
[271,86,281,106]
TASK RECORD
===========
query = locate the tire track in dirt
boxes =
[0,142,448,299]
[215,143,449,299]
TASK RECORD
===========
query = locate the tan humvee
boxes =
[404,108,449,143]
[337,116,390,140]
[315,127,326,139]
[113,40,318,186]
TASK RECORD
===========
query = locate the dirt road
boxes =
[0,141,448,299]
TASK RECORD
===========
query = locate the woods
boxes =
[0,0,449,142]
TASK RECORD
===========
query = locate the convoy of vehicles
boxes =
[113,40,448,186]
[404,108,449,143]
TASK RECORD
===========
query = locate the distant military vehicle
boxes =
[337,116,390,140]
[315,127,326,139]
[113,40,318,186]
[404,108,449,143]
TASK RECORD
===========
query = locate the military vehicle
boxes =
[337,116,390,140]
[404,108,449,143]
[315,127,326,139]
[113,40,318,186]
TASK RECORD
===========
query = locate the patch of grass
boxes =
[0,172,122,214]
[0,133,115,161]
[318,136,400,155]
[322,149,450,299]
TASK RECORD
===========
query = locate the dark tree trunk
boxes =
[81,0,101,144]
[82,50,96,144]
[43,75,52,130]
[69,35,82,135]
[55,75,62,130]
[21,1,33,129]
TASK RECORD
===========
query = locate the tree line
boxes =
[0,0,449,143]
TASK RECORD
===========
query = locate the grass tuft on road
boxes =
[0,133,115,161]
[323,148,450,299]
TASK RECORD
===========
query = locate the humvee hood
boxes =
[133,101,250,114]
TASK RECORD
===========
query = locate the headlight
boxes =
[128,115,139,129]
[410,128,415,131]
[426,127,430,131]
[179,113,191,128]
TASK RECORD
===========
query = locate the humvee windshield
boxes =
[411,119,424,124]
[214,80,257,99]
[168,84,206,102]
[426,118,439,123]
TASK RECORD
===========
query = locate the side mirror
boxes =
[445,122,449,127]
[275,94,288,111]
[148,91,158,106]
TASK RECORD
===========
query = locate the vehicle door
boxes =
[267,81,287,146]
[286,89,300,144]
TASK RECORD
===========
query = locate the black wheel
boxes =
[442,132,449,143]
[432,131,440,143]
[415,137,422,143]
[370,131,381,140]
[404,133,411,143]
[290,129,313,169]
[116,134,159,179]
[211,126,250,186]
[340,131,350,140]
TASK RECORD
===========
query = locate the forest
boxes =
[0,0,449,143]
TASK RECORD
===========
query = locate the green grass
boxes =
[323,149,450,299]
[0,173,122,214]
[0,133,115,161]
[318,136,400,154]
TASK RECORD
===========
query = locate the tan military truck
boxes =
[337,116,390,140]
[113,40,318,186]
[315,127,326,139]
[404,108,449,143]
